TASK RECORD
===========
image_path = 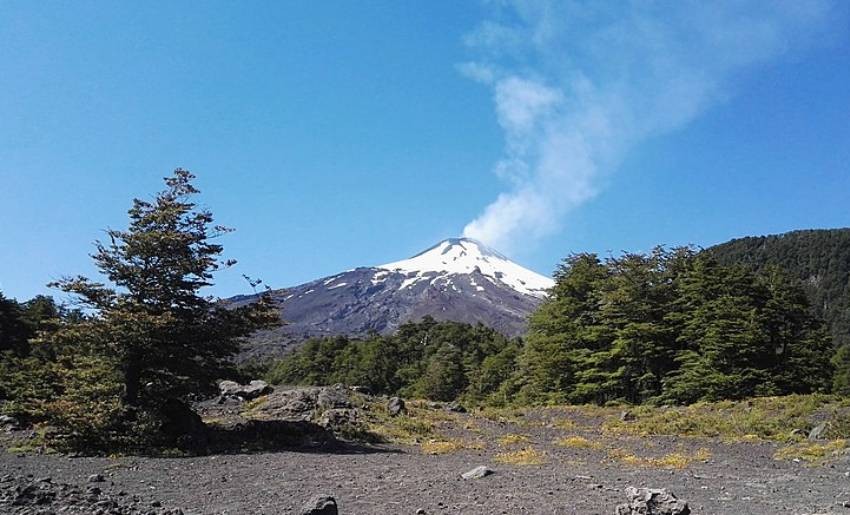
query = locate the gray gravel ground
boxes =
[2,410,849,514]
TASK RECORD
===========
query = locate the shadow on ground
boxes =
[203,418,402,456]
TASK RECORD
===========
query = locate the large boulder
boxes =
[317,384,352,411]
[301,494,338,515]
[219,379,272,401]
[615,487,690,515]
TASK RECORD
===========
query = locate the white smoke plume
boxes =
[461,0,839,252]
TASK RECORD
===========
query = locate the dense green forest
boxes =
[267,247,837,406]
[266,317,520,403]
[708,229,850,348]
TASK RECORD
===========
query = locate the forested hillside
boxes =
[708,229,850,347]
[267,247,836,405]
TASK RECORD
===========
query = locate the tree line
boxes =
[267,247,839,406]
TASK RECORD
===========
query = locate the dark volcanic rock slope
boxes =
[234,238,554,358]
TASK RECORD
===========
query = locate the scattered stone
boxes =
[614,487,690,515]
[461,466,494,480]
[388,396,406,417]
[301,494,338,515]
[0,474,185,514]
[619,410,635,422]
[808,422,828,441]
[416,509,427,514]
[88,473,105,483]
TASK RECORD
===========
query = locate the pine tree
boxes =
[43,169,280,446]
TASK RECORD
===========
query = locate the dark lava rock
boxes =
[614,487,690,515]
[88,473,105,483]
[301,494,338,515]
[388,397,406,417]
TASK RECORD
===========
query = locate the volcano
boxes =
[233,238,554,358]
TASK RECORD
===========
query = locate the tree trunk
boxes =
[123,358,141,406]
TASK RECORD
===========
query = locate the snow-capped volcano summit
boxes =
[233,238,554,358]
[378,238,553,298]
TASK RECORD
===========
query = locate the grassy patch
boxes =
[479,406,527,424]
[494,446,546,465]
[497,433,530,446]
[420,438,485,455]
[554,435,603,450]
[368,415,435,444]
[774,439,848,464]
[607,447,711,469]
[604,395,850,442]
[550,418,578,430]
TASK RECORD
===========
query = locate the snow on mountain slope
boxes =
[235,238,554,359]
[378,238,553,298]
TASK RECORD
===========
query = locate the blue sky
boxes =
[1,1,849,302]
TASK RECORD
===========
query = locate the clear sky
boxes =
[1,1,849,302]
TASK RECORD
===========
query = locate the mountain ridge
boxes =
[235,238,553,359]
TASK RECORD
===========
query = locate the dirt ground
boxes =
[3,404,850,514]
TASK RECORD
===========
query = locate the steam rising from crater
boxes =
[461,0,839,252]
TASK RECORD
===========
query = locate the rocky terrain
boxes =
[3,385,850,514]
[232,238,553,359]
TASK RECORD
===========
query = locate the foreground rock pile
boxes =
[614,487,690,515]
[0,474,184,514]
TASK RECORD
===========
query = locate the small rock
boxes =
[619,410,635,422]
[416,509,427,515]
[301,494,338,515]
[0,414,19,428]
[614,487,690,515]
[445,402,466,413]
[388,397,406,417]
[461,466,494,480]
[809,421,828,441]
[88,474,105,483]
